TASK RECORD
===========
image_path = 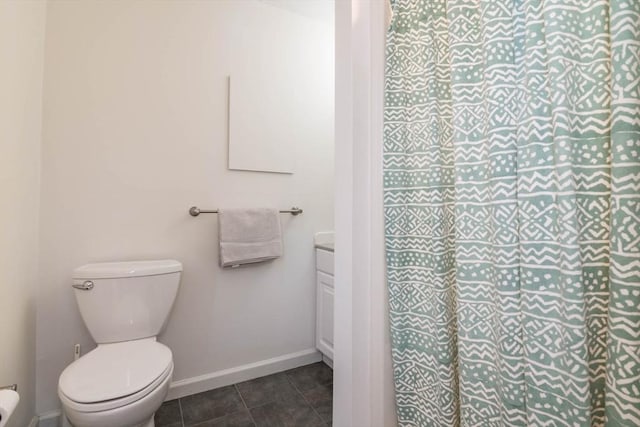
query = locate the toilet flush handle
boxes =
[72,281,94,291]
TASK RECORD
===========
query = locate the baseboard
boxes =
[166,348,322,400]
[322,354,333,369]
[38,410,61,427]
[35,349,322,424]
[28,415,40,427]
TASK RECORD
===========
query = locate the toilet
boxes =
[58,260,182,427]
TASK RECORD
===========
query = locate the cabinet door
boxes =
[316,271,334,359]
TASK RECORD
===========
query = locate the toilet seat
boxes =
[58,338,173,413]
[59,362,173,413]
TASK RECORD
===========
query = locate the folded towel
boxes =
[218,208,283,268]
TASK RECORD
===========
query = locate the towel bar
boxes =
[189,206,303,217]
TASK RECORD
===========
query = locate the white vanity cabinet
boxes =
[315,247,334,361]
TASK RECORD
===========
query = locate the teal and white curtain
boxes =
[383,0,640,426]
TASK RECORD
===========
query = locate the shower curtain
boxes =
[383,0,639,426]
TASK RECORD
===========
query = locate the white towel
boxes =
[218,208,283,268]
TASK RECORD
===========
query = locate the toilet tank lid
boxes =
[72,260,182,279]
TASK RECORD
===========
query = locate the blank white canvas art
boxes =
[228,71,297,174]
[227,1,333,174]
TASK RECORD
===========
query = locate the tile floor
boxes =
[155,362,333,427]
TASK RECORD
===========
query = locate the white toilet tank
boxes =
[72,260,182,344]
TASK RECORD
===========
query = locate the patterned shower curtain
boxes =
[383,0,640,426]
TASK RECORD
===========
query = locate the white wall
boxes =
[36,0,334,415]
[0,1,47,426]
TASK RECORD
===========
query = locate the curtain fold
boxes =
[383,1,640,426]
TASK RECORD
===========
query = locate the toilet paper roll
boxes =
[0,390,19,427]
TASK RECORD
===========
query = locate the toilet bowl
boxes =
[58,260,182,427]
[59,338,173,427]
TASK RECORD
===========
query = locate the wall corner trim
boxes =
[37,410,61,427]
[28,415,40,427]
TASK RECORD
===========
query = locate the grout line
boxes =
[285,372,327,424]
[178,398,185,427]
[235,383,257,427]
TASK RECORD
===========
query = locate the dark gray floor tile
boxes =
[190,409,255,427]
[236,373,300,408]
[285,363,333,392]
[302,383,332,423]
[313,399,332,424]
[155,399,183,427]
[181,385,245,426]
[302,383,332,406]
[250,399,325,427]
